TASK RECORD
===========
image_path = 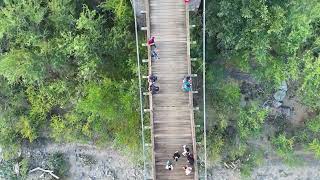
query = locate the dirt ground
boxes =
[209,155,320,180]
[22,140,320,180]
[24,141,143,180]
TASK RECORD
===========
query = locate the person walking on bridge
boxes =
[183,165,192,176]
[149,83,159,94]
[182,145,190,156]
[165,160,173,170]
[182,76,192,92]
[151,49,160,61]
[147,36,157,49]
[148,74,157,83]
[187,153,194,166]
[173,151,181,162]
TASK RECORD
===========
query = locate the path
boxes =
[145,0,198,179]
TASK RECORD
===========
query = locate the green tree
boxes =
[308,139,320,158]
[0,0,141,158]
[238,104,268,139]
[272,134,296,164]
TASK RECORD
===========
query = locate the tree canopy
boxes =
[205,0,320,172]
[0,0,141,158]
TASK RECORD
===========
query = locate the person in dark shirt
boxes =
[173,151,181,162]
[149,84,159,94]
[151,49,160,60]
[148,74,157,83]
[187,153,194,166]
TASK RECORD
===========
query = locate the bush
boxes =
[240,149,264,177]
[306,115,320,133]
[238,103,268,139]
[272,134,297,165]
[46,153,69,177]
[0,158,29,179]
[308,139,320,158]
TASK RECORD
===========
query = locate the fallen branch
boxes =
[29,167,59,179]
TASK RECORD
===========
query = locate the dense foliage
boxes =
[205,0,320,175]
[0,0,140,159]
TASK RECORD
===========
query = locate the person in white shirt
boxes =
[182,145,190,156]
[183,166,192,175]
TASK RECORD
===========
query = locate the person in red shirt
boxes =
[147,36,156,48]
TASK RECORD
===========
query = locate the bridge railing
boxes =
[187,5,208,179]
[144,0,156,179]
[186,2,199,180]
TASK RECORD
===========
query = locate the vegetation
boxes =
[272,134,296,165]
[0,158,29,179]
[1,0,320,178]
[46,153,69,177]
[0,0,141,160]
[205,0,320,176]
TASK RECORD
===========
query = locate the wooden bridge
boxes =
[144,0,198,179]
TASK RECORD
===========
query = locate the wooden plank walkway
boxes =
[145,0,198,179]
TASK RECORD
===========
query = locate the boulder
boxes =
[274,90,286,102]
[274,81,288,102]
[279,81,288,91]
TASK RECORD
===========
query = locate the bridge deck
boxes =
[146,0,197,179]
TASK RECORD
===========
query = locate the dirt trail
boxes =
[24,141,320,180]
[26,142,143,180]
[208,153,320,180]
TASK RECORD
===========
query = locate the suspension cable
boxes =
[202,0,207,178]
[132,1,147,179]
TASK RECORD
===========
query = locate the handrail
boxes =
[186,2,199,180]
[144,0,156,179]
[202,0,207,178]
[132,0,147,179]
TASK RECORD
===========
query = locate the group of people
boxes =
[165,145,195,176]
[147,37,193,94]
[148,74,159,94]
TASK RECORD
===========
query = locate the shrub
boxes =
[46,153,69,177]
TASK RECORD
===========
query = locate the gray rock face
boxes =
[274,90,286,102]
[273,81,288,103]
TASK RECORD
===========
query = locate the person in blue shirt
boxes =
[165,160,173,170]
[182,76,192,92]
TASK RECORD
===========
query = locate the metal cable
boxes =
[132,1,147,179]
[203,0,207,178]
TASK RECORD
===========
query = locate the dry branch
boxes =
[29,167,60,179]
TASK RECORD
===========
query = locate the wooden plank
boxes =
[147,0,197,179]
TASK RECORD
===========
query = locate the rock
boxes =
[273,81,288,103]
[0,146,3,162]
[279,169,289,177]
[274,90,286,102]
[280,106,291,117]
[14,162,20,175]
[106,169,116,179]
[279,81,288,91]
[273,101,283,108]
[240,96,247,107]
